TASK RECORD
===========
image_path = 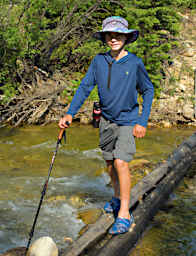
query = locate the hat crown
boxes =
[93,16,139,44]
[102,16,128,31]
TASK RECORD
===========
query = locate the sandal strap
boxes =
[109,215,134,235]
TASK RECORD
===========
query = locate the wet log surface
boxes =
[61,132,196,256]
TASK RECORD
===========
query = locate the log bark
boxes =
[61,132,196,256]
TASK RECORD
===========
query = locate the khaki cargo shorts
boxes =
[99,116,136,163]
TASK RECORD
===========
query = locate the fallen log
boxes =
[61,132,196,256]
[90,153,194,256]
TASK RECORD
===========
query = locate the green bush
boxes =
[0,0,193,102]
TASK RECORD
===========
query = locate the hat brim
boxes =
[93,29,139,44]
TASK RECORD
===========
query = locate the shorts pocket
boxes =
[99,124,117,152]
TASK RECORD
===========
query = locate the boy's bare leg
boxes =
[106,160,120,198]
[114,159,131,219]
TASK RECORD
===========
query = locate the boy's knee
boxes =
[114,158,128,170]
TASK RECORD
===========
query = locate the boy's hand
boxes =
[59,114,73,129]
[133,124,146,138]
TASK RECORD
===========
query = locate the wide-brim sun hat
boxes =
[93,16,139,44]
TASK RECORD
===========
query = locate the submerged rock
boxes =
[77,208,102,224]
[46,195,66,203]
[129,159,150,168]
[69,194,86,208]
[0,237,58,256]
[0,247,26,256]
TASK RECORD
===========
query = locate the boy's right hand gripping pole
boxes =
[58,121,70,144]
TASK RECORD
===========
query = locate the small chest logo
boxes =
[126,71,129,75]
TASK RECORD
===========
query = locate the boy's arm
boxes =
[136,58,154,128]
[59,58,96,128]
[67,58,97,117]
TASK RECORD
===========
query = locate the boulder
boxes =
[182,104,194,120]
[160,120,172,128]
[27,236,58,256]
[183,48,195,57]
[177,83,186,92]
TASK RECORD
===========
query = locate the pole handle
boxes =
[58,121,70,141]
[58,129,65,141]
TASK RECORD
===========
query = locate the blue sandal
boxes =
[104,197,120,213]
[108,214,134,235]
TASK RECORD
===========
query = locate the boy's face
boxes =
[105,32,127,51]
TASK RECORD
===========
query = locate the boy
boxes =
[59,16,154,235]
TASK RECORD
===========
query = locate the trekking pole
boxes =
[25,122,70,256]
[194,69,196,118]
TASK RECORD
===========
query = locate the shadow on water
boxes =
[0,123,195,254]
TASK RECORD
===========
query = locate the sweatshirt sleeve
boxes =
[136,58,154,127]
[66,58,97,117]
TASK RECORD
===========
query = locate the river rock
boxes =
[184,41,193,48]
[94,167,106,176]
[129,159,150,168]
[182,104,194,120]
[69,194,86,208]
[147,122,157,127]
[188,121,196,127]
[0,237,58,256]
[46,195,66,203]
[177,83,186,92]
[77,208,102,225]
[63,237,73,244]
[0,247,26,256]
[160,120,172,128]
[183,48,195,57]
[80,116,91,124]
[27,236,58,256]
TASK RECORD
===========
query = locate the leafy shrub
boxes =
[0,0,193,102]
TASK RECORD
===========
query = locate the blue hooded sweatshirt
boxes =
[67,51,154,127]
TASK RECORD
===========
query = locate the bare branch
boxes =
[40,0,103,63]
[17,0,31,26]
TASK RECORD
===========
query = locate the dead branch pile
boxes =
[0,72,69,127]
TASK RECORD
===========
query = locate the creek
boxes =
[0,123,195,255]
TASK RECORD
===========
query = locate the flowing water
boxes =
[0,123,195,254]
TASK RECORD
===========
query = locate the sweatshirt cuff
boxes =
[137,119,148,127]
[66,110,75,117]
